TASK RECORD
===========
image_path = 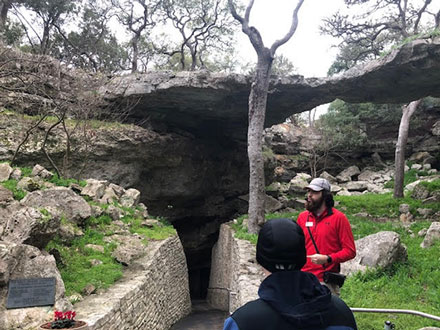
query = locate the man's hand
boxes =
[307,254,328,265]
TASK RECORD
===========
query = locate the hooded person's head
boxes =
[256,218,306,273]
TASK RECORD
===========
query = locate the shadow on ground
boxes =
[171,300,228,330]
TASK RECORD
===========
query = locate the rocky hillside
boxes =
[0,162,187,329]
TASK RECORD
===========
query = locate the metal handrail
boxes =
[351,307,440,322]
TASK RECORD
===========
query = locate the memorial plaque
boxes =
[6,277,56,309]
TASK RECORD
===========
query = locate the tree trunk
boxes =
[131,34,140,73]
[393,99,421,198]
[247,50,273,234]
[0,1,12,28]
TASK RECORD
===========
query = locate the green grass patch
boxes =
[46,229,123,297]
[384,169,430,189]
[342,222,440,330]
[231,196,440,329]
[126,216,176,241]
[1,179,26,200]
[49,174,87,187]
[335,192,440,217]
[419,179,440,193]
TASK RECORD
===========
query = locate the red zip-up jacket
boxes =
[297,207,356,281]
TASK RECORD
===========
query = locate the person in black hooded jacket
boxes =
[223,218,357,330]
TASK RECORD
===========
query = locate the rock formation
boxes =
[2,37,440,299]
[101,38,440,140]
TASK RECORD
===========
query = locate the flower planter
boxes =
[39,320,88,330]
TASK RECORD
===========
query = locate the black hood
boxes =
[258,271,334,328]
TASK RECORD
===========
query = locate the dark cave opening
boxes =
[172,216,223,300]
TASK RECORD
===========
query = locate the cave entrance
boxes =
[172,216,222,300]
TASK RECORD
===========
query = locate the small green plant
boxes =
[419,179,440,193]
[1,179,26,200]
[384,169,430,189]
[46,230,123,297]
[49,174,86,187]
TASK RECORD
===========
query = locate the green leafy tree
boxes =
[112,0,160,73]
[321,0,440,198]
[19,0,79,54]
[158,0,238,71]
[51,1,128,72]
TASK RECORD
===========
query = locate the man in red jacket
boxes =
[297,178,356,295]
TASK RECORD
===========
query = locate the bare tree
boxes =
[228,0,304,234]
[0,44,107,177]
[394,100,421,198]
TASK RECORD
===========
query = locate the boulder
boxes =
[81,179,108,201]
[336,166,360,182]
[31,164,53,180]
[10,168,22,180]
[110,234,146,266]
[319,171,337,184]
[366,183,389,194]
[0,242,68,330]
[21,187,91,224]
[106,205,123,221]
[120,188,141,208]
[409,151,432,162]
[264,195,283,213]
[341,231,407,276]
[432,121,440,136]
[358,169,382,182]
[109,183,125,197]
[421,222,440,248]
[99,186,119,204]
[346,181,369,192]
[412,183,430,200]
[399,204,410,214]
[58,222,84,244]
[17,176,41,192]
[0,186,13,205]
[336,189,352,196]
[289,175,309,194]
[417,208,434,218]
[405,176,440,192]
[331,185,343,193]
[1,206,60,249]
[0,163,12,182]
[411,164,423,170]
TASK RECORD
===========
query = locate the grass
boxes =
[383,168,430,189]
[49,174,87,187]
[335,192,440,218]
[420,179,440,193]
[46,229,123,297]
[233,192,440,329]
[46,211,176,298]
[1,179,27,200]
[0,162,177,299]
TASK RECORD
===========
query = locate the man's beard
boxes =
[305,195,325,212]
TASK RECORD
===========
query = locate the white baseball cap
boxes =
[305,178,331,192]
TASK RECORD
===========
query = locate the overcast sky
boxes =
[235,0,345,77]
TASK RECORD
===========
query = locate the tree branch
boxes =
[270,0,305,55]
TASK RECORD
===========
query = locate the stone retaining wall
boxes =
[207,223,263,314]
[75,235,191,330]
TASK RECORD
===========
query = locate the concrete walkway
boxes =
[170,300,228,330]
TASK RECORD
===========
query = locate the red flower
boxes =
[53,310,76,321]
